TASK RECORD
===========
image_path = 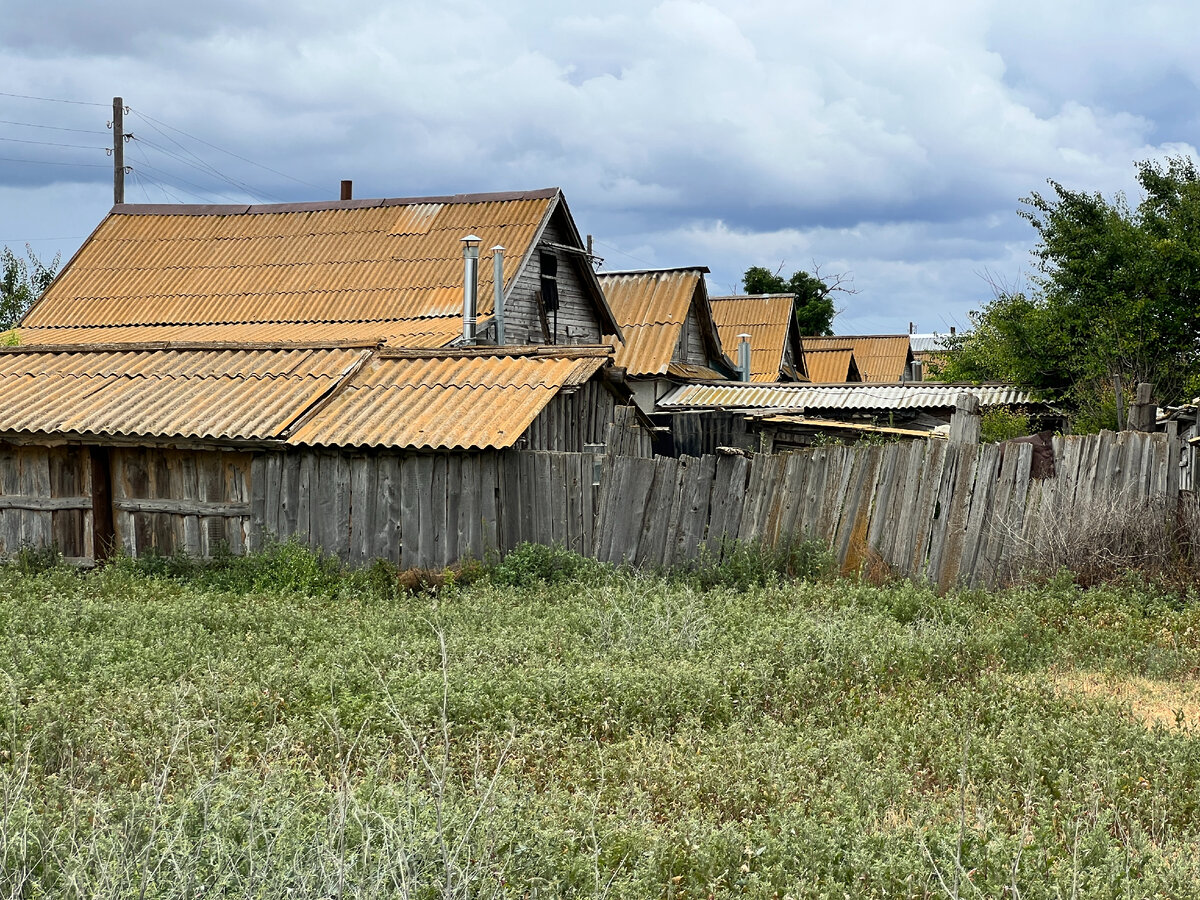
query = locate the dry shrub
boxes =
[1005,486,1181,587]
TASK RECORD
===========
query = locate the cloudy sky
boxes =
[2,0,1197,333]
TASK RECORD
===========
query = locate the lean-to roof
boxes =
[0,343,613,450]
[708,294,803,381]
[658,382,1034,412]
[19,189,621,345]
[289,348,609,450]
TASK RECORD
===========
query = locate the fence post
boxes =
[949,394,981,444]
[1131,382,1156,432]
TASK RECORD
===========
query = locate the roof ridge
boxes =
[110,188,561,217]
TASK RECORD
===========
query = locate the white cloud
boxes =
[2,0,1199,332]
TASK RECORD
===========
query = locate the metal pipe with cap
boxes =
[738,333,752,382]
[461,235,481,345]
[492,245,506,345]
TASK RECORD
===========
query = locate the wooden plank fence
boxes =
[589,428,1181,589]
[1,428,1186,590]
[251,449,600,569]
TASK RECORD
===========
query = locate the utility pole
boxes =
[112,97,124,205]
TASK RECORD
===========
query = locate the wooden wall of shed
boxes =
[521,381,617,451]
[0,442,93,562]
[251,449,600,569]
[505,212,603,344]
[109,447,251,558]
[665,411,757,457]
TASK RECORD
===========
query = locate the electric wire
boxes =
[0,155,107,168]
[129,132,278,203]
[593,238,659,270]
[0,135,106,151]
[128,107,324,192]
[0,91,108,107]
[127,140,240,203]
[0,120,110,135]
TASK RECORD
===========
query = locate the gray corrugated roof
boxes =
[658,382,1034,411]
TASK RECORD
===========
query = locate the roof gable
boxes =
[597,268,731,376]
[709,294,803,382]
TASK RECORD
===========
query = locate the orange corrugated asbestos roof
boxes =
[709,295,795,382]
[23,191,556,342]
[0,346,366,441]
[803,348,858,383]
[289,352,608,449]
[15,319,466,349]
[802,335,912,382]
[596,269,702,376]
[0,344,612,449]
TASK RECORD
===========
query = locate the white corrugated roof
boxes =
[658,382,1034,411]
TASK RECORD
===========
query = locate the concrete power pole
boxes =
[112,97,124,205]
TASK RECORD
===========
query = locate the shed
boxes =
[0,342,635,564]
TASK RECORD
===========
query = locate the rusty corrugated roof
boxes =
[709,295,796,382]
[802,348,860,383]
[288,350,609,449]
[597,269,704,376]
[23,191,558,342]
[14,318,467,349]
[0,346,365,441]
[802,335,913,382]
[658,382,1035,412]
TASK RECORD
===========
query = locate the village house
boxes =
[801,336,912,384]
[0,188,649,566]
[595,267,737,414]
[708,293,807,382]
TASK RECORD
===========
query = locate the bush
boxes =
[486,542,608,588]
[682,534,835,591]
[980,407,1032,442]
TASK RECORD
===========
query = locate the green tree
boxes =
[938,156,1200,423]
[1,244,59,331]
[742,264,850,335]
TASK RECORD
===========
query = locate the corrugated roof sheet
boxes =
[658,382,1035,412]
[23,191,556,342]
[289,351,609,449]
[910,333,952,353]
[16,318,467,349]
[0,347,365,441]
[802,335,913,382]
[803,348,859,383]
[0,343,613,449]
[709,295,795,382]
[596,269,703,376]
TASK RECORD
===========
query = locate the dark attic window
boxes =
[540,251,560,311]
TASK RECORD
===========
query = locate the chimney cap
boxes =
[461,234,482,244]
[491,244,506,251]
[737,333,751,340]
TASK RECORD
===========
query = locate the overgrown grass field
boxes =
[2,543,1200,898]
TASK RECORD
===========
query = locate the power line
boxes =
[0,135,106,151]
[0,91,108,107]
[593,238,659,269]
[0,154,107,168]
[130,133,279,203]
[0,119,109,135]
[128,107,324,192]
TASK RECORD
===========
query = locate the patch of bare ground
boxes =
[1041,667,1200,730]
